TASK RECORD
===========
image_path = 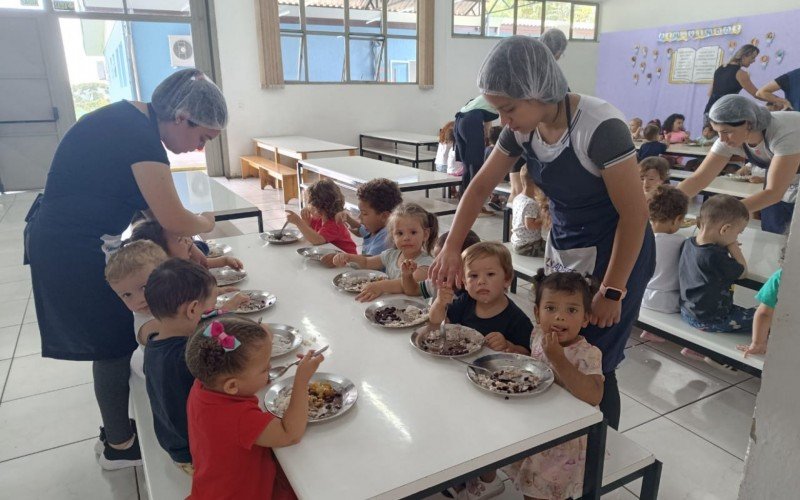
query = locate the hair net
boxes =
[151,69,228,130]
[478,36,569,103]
[540,29,568,58]
[709,95,772,130]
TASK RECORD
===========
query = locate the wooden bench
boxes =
[602,428,662,499]
[240,155,299,204]
[503,241,544,294]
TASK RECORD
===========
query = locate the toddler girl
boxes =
[185,316,324,499]
[435,121,455,174]
[332,202,438,302]
[663,113,690,144]
[286,179,357,254]
[503,270,604,500]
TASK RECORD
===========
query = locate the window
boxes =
[452,0,597,41]
[51,0,190,16]
[278,0,418,84]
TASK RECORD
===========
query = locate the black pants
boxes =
[600,370,621,430]
[460,163,482,195]
[93,353,134,444]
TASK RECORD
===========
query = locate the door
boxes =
[0,12,75,191]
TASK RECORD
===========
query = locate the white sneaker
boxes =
[467,475,506,500]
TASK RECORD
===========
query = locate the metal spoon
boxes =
[276,220,290,240]
[269,345,329,380]
[449,357,494,376]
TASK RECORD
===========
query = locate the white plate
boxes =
[210,267,247,286]
[264,372,357,422]
[260,229,301,245]
[332,270,389,293]
[216,290,276,314]
[267,323,302,358]
[296,246,340,261]
[466,353,554,398]
[410,324,484,358]
[364,298,430,329]
[205,241,232,258]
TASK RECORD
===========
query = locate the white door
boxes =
[0,12,75,191]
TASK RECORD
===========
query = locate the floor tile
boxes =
[0,265,31,285]
[136,466,148,500]
[0,325,18,360]
[666,386,756,459]
[736,377,761,396]
[2,354,93,402]
[644,337,750,385]
[616,345,730,414]
[0,383,100,462]
[0,280,31,302]
[0,359,11,394]
[0,299,27,328]
[22,298,37,324]
[623,418,744,499]
[619,393,660,432]
[0,439,138,499]
[14,322,40,357]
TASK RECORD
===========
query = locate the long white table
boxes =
[634,140,711,159]
[172,171,263,232]
[253,135,358,162]
[197,234,606,499]
[668,169,763,198]
[360,130,439,169]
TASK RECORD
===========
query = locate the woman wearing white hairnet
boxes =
[430,37,654,432]
[24,69,227,469]
[679,95,800,234]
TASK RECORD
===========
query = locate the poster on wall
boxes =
[668,46,723,83]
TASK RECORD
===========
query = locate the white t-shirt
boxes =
[510,194,542,246]
[641,232,686,313]
[435,142,452,166]
[130,311,155,379]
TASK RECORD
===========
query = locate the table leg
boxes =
[257,212,264,233]
[640,460,662,500]
[580,420,607,500]
[297,162,304,209]
[502,207,512,242]
[359,135,363,157]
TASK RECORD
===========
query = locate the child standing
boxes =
[639,156,670,196]
[738,268,782,357]
[286,178,357,254]
[434,121,455,174]
[679,195,754,332]
[185,316,324,500]
[637,124,668,161]
[663,113,690,143]
[510,165,546,257]
[503,270,604,500]
[332,203,439,302]
[337,178,403,256]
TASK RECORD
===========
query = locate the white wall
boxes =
[214,1,598,175]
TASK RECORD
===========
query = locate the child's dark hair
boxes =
[648,185,688,222]
[185,316,269,386]
[307,178,344,219]
[388,202,439,254]
[356,178,403,214]
[643,124,661,141]
[436,230,480,253]
[144,258,216,320]
[488,125,503,146]
[698,194,749,229]
[639,156,670,181]
[663,113,685,133]
[532,269,600,312]
[129,219,168,252]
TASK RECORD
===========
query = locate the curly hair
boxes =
[185,316,269,386]
[356,178,403,214]
[639,156,670,181]
[532,269,600,312]
[307,178,345,219]
[388,203,439,254]
[105,240,167,284]
[438,121,455,144]
[663,113,685,134]
[648,185,688,223]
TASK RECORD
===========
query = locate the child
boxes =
[503,270,604,500]
[637,124,668,161]
[629,117,643,140]
[639,156,670,196]
[694,124,718,147]
[337,178,403,256]
[286,178,357,255]
[738,268,782,357]
[185,316,324,499]
[510,164,546,257]
[332,202,438,302]
[679,195,754,332]
[407,230,481,299]
[142,258,220,474]
[663,113,690,143]
[434,121,455,174]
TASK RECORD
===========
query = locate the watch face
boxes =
[604,288,623,301]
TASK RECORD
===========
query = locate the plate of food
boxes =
[364,298,430,329]
[466,353,554,398]
[260,229,302,245]
[296,246,340,261]
[332,270,389,293]
[680,217,696,228]
[410,324,484,357]
[264,373,357,422]
[206,240,232,258]
[726,174,752,182]
[266,323,302,358]
[210,267,247,286]
[216,290,276,314]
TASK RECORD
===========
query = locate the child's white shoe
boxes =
[639,330,665,343]
[466,475,506,500]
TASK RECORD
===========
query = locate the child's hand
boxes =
[222,292,249,311]
[401,259,418,278]
[332,253,351,267]
[737,342,767,357]
[335,210,352,226]
[224,257,244,270]
[541,329,565,362]
[320,253,338,268]
[749,176,765,184]
[188,243,208,268]
[356,281,386,302]
[294,349,325,384]
[285,210,303,226]
[216,286,239,295]
[436,285,456,305]
[300,207,313,223]
[484,332,510,352]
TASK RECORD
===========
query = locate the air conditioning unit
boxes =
[168,35,195,68]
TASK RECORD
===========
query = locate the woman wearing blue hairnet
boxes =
[24,69,227,469]
[679,94,800,234]
[430,37,654,430]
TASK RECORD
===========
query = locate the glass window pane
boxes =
[571,3,596,40]
[52,0,76,11]
[127,0,190,16]
[386,37,416,83]
[75,0,125,14]
[1,0,43,9]
[306,34,345,82]
[544,1,571,34]
[278,1,301,30]
[305,0,345,33]
[484,0,514,38]
[387,0,416,36]
[349,0,382,35]
[515,1,542,37]
[453,0,481,36]
[349,37,384,82]
[281,33,305,81]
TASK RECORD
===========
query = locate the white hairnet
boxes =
[540,29,568,58]
[151,69,228,130]
[709,95,772,130]
[477,36,569,103]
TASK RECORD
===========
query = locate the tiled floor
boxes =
[0,182,759,499]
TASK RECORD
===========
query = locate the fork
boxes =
[269,345,329,380]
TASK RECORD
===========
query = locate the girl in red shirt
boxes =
[286,178,357,255]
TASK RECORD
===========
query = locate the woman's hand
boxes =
[589,292,622,328]
[428,245,465,289]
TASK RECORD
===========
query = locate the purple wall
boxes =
[596,9,800,136]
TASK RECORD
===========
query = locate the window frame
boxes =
[451,0,598,42]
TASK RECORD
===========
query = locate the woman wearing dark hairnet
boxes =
[679,95,800,234]
[431,37,654,430]
[540,28,568,60]
[24,69,227,469]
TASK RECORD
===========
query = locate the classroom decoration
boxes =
[656,67,662,78]
[728,40,737,53]
[666,47,673,56]
[668,46,723,84]
[633,73,639,85]
[761,55,770,69]
[652,48,659,61]
[751,37,759,46]
[646,73,653,85]
[776,49,786,64]
[633,44,639,54]
[657,22,742,43]
[631,55,637,67]
[642,46,649,57]
[766,32,775,45]
[640,61,647,73]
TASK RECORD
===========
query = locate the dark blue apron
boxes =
[742,133,796,235]
[521,97,655,373]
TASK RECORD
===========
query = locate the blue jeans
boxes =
[681,305,755,333]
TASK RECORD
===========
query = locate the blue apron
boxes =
[742,134,796,235]
[521,98,655,373]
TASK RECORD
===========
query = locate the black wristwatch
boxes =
[600,284,626,301]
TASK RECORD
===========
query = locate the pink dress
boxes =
[665,130,689,143]
[503,328,604,499]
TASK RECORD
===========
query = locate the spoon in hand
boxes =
[269,345,329,380]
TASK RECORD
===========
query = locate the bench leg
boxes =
[640,460,662,500]
[282,175,299,205]
[257,168,268,190]
[241,159,253,179]
[511,274,518,294]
